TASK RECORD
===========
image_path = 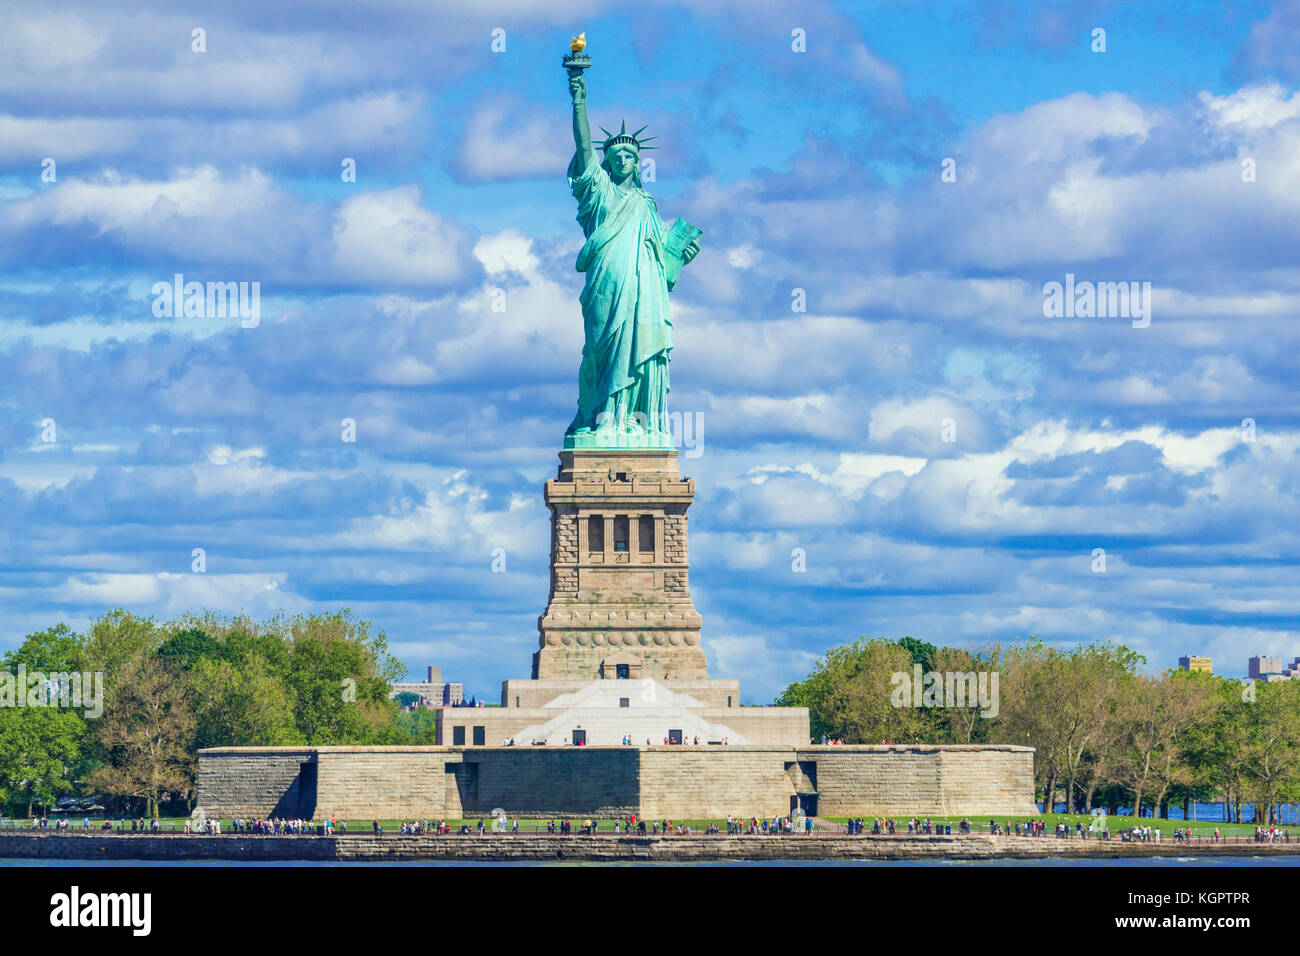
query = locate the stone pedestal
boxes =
[533,448,707,680]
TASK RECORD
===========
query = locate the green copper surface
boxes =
[563,55,700,450]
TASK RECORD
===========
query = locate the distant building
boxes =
[1178,656,1212,674]
[390,666,464,707]
[1248,656,1286,681]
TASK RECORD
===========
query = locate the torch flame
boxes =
[570,32,586,53]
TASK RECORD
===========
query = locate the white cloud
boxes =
[454,98,571,183]
[331,185,474,286]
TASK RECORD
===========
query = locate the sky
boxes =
[1,0,1299,702]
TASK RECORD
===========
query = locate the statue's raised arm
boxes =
[569,73,594,166]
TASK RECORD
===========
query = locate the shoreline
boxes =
[2,832,1295,863]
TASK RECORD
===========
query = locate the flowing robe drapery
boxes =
[566,150,673,437]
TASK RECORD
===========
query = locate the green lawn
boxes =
[821,813,1282,837]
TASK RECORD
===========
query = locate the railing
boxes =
[1,820,185,833]
[2,820,801,837]
[2,818,1292,843]
[820,821,1294,843]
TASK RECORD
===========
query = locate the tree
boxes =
[776,637,927,743]
[396,708,439,743]
[156,628,229,669]
[189,654,302,749]
[283,620,398,744]
[1076,675,1131,814]
[996,640,1059,808]
[82,610,163,674]
[0,624,91,816]
[929,644,1001,744]
[1239,680,1300,823]
[89,656,195,817]
[1210,686,1255,823]
[0,707,84,817]
[895,636,938,671]
[1117,670,1215,817]
[3,610,424,810]
[2,623,85,673]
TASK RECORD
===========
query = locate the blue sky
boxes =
[2,0,1299,701]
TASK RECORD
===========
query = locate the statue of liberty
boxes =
[563,49,700,449]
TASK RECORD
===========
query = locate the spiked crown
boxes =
[599,120,657,153]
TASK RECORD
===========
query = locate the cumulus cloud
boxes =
[3,3,1299,696]
[452,98,571,183]
[331,186,476,286]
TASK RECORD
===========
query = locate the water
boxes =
[4,856,1297,867]
[1041,801,1300,824]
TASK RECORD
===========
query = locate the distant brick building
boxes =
[390,666,463,707]
[1247,656,1300,682]
[1178,656,1211,673]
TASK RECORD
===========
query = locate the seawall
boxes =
[2,833,1293,863]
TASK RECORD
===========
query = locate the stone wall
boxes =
[935,747,1038,815]
[805,747,943,816]
[802,746,1038,816]
[197,744,1037,820]
[463,748,640,816]
[709,708,811,746]
[315,749,462,819]
[638,749,794,817]
[195,749,311,818]
[663,511,687,564]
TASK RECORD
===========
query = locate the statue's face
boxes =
[607,145,638,182]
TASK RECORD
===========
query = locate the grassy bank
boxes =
[823,813,1285,837]
[16,813,1291,839]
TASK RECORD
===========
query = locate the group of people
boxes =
[32,816,163,833]
[392,820,482,835]
[184,817,349,835]
[720,815,812,835]
[614,735,730,745]
[28,816,110,831]
[547,819,587,834]
[500,735,739,747]
[851,818,1088,838]
[1002,819,1084,838]
[1120,825,1160,842]
[541,818,657,835]
[906,818,949,835]
[35,811,1296,843]
[113,818,161,833]
[1253,826,1291,843]
[30,817,71,831]
[968,818,1074,838]
[214,817,333,835]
